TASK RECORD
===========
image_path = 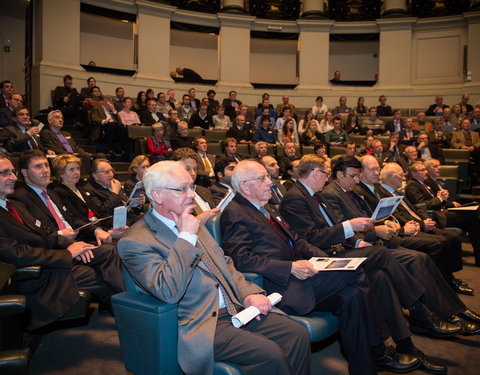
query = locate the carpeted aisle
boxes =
[28,245,480,375]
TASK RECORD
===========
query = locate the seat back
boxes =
[205,213,223,247]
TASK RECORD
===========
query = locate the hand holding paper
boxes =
[231,293,282,328]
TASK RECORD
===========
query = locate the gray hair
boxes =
[379,162,402,181]
[47,110,62,122]
[143,160,185,202]
[231,160,265,193]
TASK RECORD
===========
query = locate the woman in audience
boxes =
[298,109,319,134]
[278,117,299,145]
[146,88,155,101]
[318,111,335,133]
[358,134,375,155]
[254,115,278,144]
[313,142,331,163]
[345,111,362,134]
[300,120,324,146]
[354,96,368,115]
[51,154,127,238]
[134,91,148,113]
[146,123,173,164]
[118,97,141,126]
[212,105,232,130]
[123,155,149,202]
[312,96,328,118]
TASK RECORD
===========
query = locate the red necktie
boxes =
[41,191,66,230]
[6,201,23,223]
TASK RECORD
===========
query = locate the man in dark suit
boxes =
[259,155,287,206]
[140,99,165,125]
[222,90,242,121]
[384,109,405,134]
[370,139,391,168]
[427,119,452,148]
[0,80,14,109]
[356,156,470,294]
[416,133,444,163]
[221,159,420,375]
[188,104,213,130]
[226,115,253,143]
[0,92,24,127]
[170,121,193,150]
[52,75,81,126]
[277,141,298,178]
[0,153,122,328]
[223,137,244,163]
[426,96,449,116]
[194,135,215,179]
[210,156,236,206]
[399,118,419,146]
[118,160,310,375]
[5,107,51,156]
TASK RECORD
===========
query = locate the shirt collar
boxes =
[362,181,375,194]
[299,180,315,196]
[381,183,396,194]
[0,199,7,210]
[151,208,177,232]
[27,183,45,197]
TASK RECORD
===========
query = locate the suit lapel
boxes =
[295,182,328,225]
[22,185,56,225]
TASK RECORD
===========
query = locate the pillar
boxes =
[465,12,480,84]
[135,0,176,82]
[296,20,333,89]
[217,13,255,88]
[377,18,416,88]
[222,0,246,13]
[301,0,326,19]
[382,0,408,18]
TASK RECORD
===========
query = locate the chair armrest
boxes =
[243,272,264,288]
[0,295,25,319]
[14,267,41,281]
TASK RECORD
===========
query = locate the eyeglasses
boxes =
[315,168,329,176]
[241,175,269,184]
[96,168,115,175]
[17,112,30,117]
[164,184,196,194]
[344,172,360,180]
[0,169,17,177]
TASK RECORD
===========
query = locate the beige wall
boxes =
[0,15,25,90]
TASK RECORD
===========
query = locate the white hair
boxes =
[143,160,185,202]
[379,162,402,181]
[231,160,264,193]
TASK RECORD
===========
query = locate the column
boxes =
[217,13,255,88]
[382,0,408,17]
[32,0,81,112]
[135,0,176,81]
[221,0,246,13]
[301,0,326,18]
[465,12,480,84]
[296,20,334,90]
[377,18,416,88]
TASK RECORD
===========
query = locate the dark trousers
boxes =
[72,243,124,303]
[389,247,466,321]
[214,309,311,375]
[445,210,480,263]
[309,269,386,375]
[339,245,424,342]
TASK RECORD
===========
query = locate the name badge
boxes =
[35,219,41,227]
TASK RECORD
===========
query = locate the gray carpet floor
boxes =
[28,244,480,375]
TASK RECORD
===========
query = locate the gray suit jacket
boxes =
[118,209,264,375]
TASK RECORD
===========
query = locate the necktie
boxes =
[393,191,422,221]
[196,238,238,316]
[259,207,295,252]
[6,201,23,223]
[346,191,368,216]
[373,187,381,200]
[41,191,66,230]
[55,132,74,153]
[202,155,211,175]
[270,184,283,205]
[313,194,334,227]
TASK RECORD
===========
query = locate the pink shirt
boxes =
[118,109,140,126]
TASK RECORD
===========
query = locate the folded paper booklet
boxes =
[217,189,235,212]
[371,196,403,221]
[127,181,144,207]
[447,205,479,211]
[308,257,367,271]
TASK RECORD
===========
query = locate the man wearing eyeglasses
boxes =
[0,92,24,127]
[220,159,420,375]
[118,160,311,375]
[0,152,123,328]
[0,80,14,109]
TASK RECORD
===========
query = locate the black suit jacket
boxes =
[399,129,419,146]
[384,119,405,134]
[39,127,83,155]
[5,124,43,154]
[140,110,165,125]
[11,184,98,241]
[82,179,128,219]
[280,181,359,249]
[426,104,449,116]
[220,193,326,315]
[226,125,253,143]
[0,107,14,127]
[405,178,444,211]
[320,181,378,243]
[209,182,229,206]
[0,201,80,329]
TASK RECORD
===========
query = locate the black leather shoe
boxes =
[459,308,480,323]
[374,346,419,373]
[410,310,463,338]
[451,278,474,295]
[448,314,480,335]
[413,348,447,374]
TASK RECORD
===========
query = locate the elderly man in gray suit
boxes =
[118,160,310,375]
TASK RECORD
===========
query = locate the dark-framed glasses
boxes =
[241,174,269,184]
[164,184,196,194]
[0,169,18,177]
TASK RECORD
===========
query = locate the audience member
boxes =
[426,96,449,116]
[118,97,141,126]
[223,137,243,162]
[226,115,253,144]
[254,115,278,144]
[5,107,49,155]
[146,123,173,163]
[333,96,352,115]
[210,156,237,206]
[276,95,296,119]
[0,92,24,127]
[0,80,14,108]
[325,117,349,146]
[113,87,125,111]
[458,94,473,114]
[385,109,404,134]
[189,103,213,129]
[53,75,81,126]
[212,105,231,130]
[194,136,215,178]
[440,107,457,133]
[134,91,148,114]
[370,139,390,168]
[82,86,104,111]
[376,95,393,116]
[297,109,318,134]
[318,111,334,133]
[354,96,368,116]
[166,88,177,109]
[399,117,419,146]
[311,96,328,118]
[386,132,402,163]
[300,121,323,146]
[413,112,433,132]
[416,133,444,163]
[278,117,299,145]
[177,94,194,122]
[253,141,268,160]
[90,95,125,153]
[123,155,150,199]
[222,91,242,120]
[361,107,384,135]
[140,99,165,125]
[206,89,219,115]
[156,92,172,119]
[470,106,480,131]
[80,77,97,100]
[171,121,193,150]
